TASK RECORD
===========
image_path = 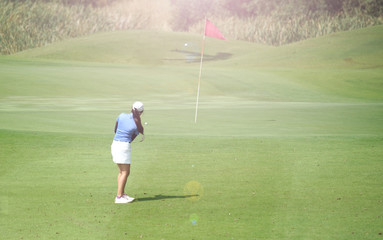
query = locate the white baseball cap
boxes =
[132,101,144,112]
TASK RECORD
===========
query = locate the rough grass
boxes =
[1,0,382,54]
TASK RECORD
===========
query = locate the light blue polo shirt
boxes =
[114,113,139,142]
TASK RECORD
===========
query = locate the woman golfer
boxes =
[111,101,145,203]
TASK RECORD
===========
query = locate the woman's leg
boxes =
[117,164,130,197]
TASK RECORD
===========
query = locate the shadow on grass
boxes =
[167,49,232,63]
[137,194,199,202]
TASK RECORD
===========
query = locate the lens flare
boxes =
[189,213,199,225]
[183,180,203,202]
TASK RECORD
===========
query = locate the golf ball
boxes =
[144,122,148,125]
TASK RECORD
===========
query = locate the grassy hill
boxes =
[10,25,383,103]
[1,26,382,239]
[1,26,382,136]
[13,25,383,67]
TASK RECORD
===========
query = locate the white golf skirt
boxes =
[111,140,131,164]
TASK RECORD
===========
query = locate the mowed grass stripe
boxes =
[1,101,382,137]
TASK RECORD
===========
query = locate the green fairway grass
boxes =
[1,26,383,239]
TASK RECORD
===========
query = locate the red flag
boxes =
[204,19,226,40]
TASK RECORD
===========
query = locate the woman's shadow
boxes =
[137,194,199,202]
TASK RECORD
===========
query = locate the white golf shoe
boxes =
[115,196,134,204]
[122,194,135,202]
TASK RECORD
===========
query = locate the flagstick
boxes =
[195,19,207,123]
